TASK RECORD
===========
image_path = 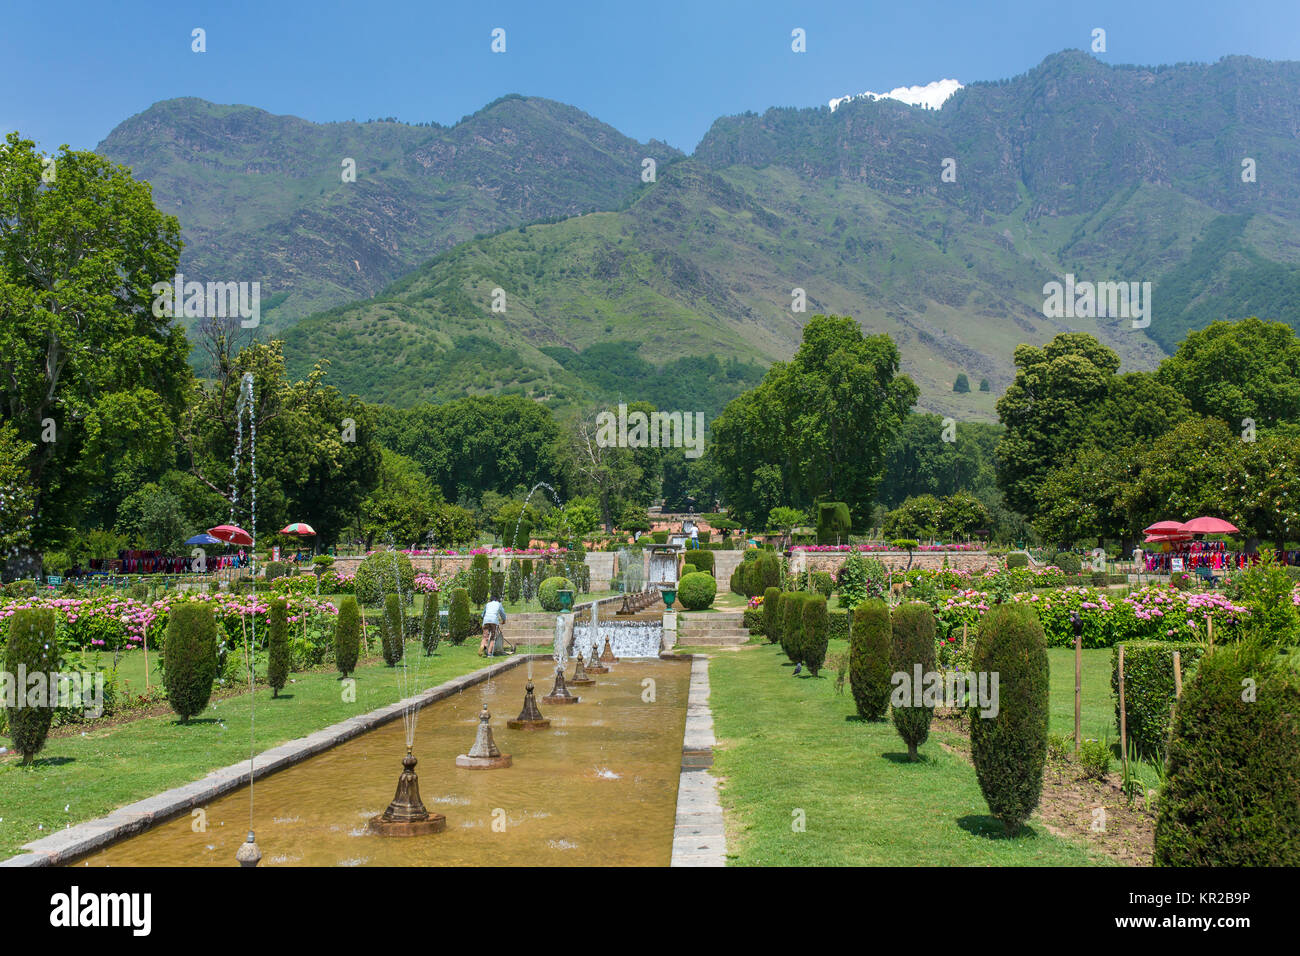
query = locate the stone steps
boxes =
[677,611,749,646]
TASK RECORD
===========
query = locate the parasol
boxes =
[1143,521,1186,535]
[209,524,254,547]
[279,522,316,536]
[185,532,223,546]
[1178,516,1239,535]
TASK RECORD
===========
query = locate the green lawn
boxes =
[0,641,496,860]
[683,640,1112,866]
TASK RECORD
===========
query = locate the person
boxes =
[480,597,507,657]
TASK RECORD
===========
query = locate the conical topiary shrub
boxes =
[506,561,522,604]
[763,587,782,644]
[1154,641,1300,865]
[781,592,804,665]
[468,553,490,607]
[800,593,829,676]
[970,602,1049,835]
[850,600,892,720]
[890,602,935,760]
[267,598,290,698]
[421,590,441,655]
[163,601,219,724]
[449,587,473,645]
[334,595,361,677]
[381,592,404,666]
[3,608,59,765]
[490,570,505,602]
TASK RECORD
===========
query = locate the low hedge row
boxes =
[1112,641,1206,758]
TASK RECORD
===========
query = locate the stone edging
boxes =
[670,655,727,867]
[1,654,543,867]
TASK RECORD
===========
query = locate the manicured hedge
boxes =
[421,590,441,655]
[1155,643,1300,865]
[781,592,804,664]
[3,608,59,763]
[381,593,404,666]
[448,588,473,644]
[683,550,715,575]
[267,599,290,696]
[334,596,361,677]
[743,608,764,634]
[1112,642,1206,758]
[538,576,574,612]
[678,571,717,610]
[762,588,781,644]
[163,602,218,724]
[1006,552,1029,569]
[354,550,416,606]
[850,600,891,720]
[1052,552,1083,574]
[890,602,936,760]
[971,602,1049,835]
[827,608,849,641]
[800,594,829,676]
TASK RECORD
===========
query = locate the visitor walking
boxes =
[480,597,507,657]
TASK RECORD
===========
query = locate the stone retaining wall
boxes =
[786,550,999,576]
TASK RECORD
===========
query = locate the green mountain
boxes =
[99,52,1300,419]
[96,94,681,330]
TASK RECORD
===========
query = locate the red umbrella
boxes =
[209,524,254,546]
[279,522,316,536]
[1144,533,1191,543]
[1179,516,1239,535]
[1143,521,1186,534]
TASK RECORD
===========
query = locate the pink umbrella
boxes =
[1143,521,1186,534]
[279,522,316,536]
[209,524,254,546]
[1179,516,1239,535]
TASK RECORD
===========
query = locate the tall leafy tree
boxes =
[995,333,1119,517]
[357,448,437,549]
[1158,317,1300,430]
[0,135,189,577]
[712,315,917,526]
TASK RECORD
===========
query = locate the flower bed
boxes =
[791,543,983,553]
[932,585,1248,648]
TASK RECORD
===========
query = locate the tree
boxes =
[1158,317,1300,430]
[566,405,651,531]
[163,602,219,724]
[617,504,651,535]
[712,316,917,526]
[978,378,990,392]
[428,501,477,546]
[0,423,37,564]
[468,553,490,607]
[995,333,1120,516]
[182,340,382,550]
[0,136,190,578]
[953,373,970,393]
[357,448,436,549]
[421,590,441,655]
[884,495,943,539]
[448,588,473,644]
[114,483,187,553]
[267,599,290,697]
[876,414,1000,509]
[2,608,59,764]
[970,602,1049,836]
[381,592,404,666]
[800,594,829,676]
[767,506,806,548]
[938,491,990,539]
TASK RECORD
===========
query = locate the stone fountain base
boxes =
[586,662,609,674]
[542,694,580,705]
[507,717,551,730]
[368,814,447,837]
[455,752,512,769]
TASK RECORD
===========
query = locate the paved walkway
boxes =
[670,655,727,866]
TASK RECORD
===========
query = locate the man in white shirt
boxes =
[480,598,507,656]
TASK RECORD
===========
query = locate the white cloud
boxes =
[829,78,963,112]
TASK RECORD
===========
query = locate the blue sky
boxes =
[3,0,1299,154]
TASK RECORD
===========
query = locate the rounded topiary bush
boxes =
[1005,552,1030,570]
[421,590,441,655]
[1154,642,1300,866]
[683,550,715,576]
[267,599,290,697]
[448,587,474,644]
[381,593,404,666]
[970,602,1049,835]
[354,550,416,606]
[781,592,805,664]
[678,571,717,610]
[800,593,829,676]
[538,576,574,612]
[163,601,219,724]
[763,586,782,644]
[3,608,59,765]
[850,600,892,721]
[1052,551,1082,574]
[468,552,490,606]
[890,602,936,760]
[334,596,361,677]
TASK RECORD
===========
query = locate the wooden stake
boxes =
[1117,644,1128,779]
[1207,616,1214,648]
[961,623,968,653]
[1173,650,1183,698]
[1074,628,1083,754]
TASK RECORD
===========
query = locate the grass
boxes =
[679,640,1111,866]
[0,641,497,860]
